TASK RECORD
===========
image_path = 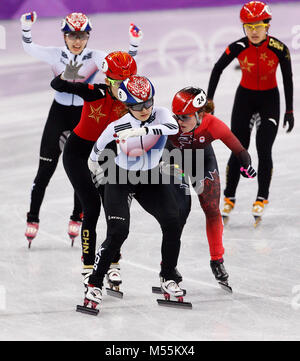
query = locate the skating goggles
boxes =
[243,23,269,32]
[107,77,123,88]
[174,113,195,122]
[65,32,90,41]
[127,98,154,111]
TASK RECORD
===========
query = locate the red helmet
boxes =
[172,87,207,115]
[61,13,92,32]
[240,1,272,24]
[101,51,137,80]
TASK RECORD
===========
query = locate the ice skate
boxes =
[252,198,268,227]
[210,258,232,293]
[221,197,235,225]
[76,284,102,316]
[105,263,123,298]
[25,222,39,248]
[68,220,82,246]
[157,271,192,309]
[152,266,186,295]
[82,266,94,295]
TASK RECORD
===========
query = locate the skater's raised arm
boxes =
[20,12,60,65]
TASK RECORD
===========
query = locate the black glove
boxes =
[283,112,294,133]
[240,165,257,179]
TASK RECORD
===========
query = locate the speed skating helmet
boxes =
[117,75,155,105]
[240,1,272,23]
[172,87,207,115]
[61,13,92,32]
[101,51,137,80]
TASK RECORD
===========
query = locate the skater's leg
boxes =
[255,88,280,201]
[224,86,255,199]
[136,184,182,279]
[88,184,131,288]
[63,133,101,266]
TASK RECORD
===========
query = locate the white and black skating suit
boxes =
[22,27,107,223]
[88,107,184,288]
[90,106,178,170]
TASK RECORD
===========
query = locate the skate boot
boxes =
[221,197,235,225]
[105,263,123,298]
[153,265,184,295]
[82,265,94,295]
[157,269,192,308]
[252,198,268,227]
[25,222,39,248]
[68,219,82,246]
[160,278,185,300]
[210,258,232,293]
[76,284,102,316]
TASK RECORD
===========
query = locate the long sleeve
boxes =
[90,124,115,161]
[51,75,107,101]
[146,109,178,136]
[91,49,108,70]
[207,38,247,99]
[209,116,251,167]
[279,45,293,112]
[22,29,59,65]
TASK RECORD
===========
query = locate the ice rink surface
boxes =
[0,3,300,341]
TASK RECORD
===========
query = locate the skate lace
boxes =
[164,280,180,291]
[107,268,121,281]
[92,289,102,297]
[88,286,102,300]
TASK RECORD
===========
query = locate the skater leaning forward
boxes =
[169,86,256,291]
[80,75,190,313]
[50,51,139,288]
[206,1,294,225]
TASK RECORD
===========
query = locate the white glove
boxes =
[20,11,37,30]
[116,127,148,142]
[129,23,143,47]
[88,158,104,187]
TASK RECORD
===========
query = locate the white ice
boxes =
[0,3,300,341]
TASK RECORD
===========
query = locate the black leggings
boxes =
[27,100,82,222]
[89,182,181,287]
[225,85,280,200]
[63,132,104,266]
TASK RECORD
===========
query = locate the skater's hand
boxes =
[88,157,100,175]
[240,165,256,178]
[129,23,143,46]
[20,11,37,30]
[62,61,85,80]
[283,111,294,133]
[88,158,104,187]
[116,127,148,142]
[159,161,184,179]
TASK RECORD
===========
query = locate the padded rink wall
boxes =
[0,0,298,19]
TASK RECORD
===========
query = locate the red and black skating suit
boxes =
[207,35,293,200]
[169,113,251,260]
[51,76,127,266]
